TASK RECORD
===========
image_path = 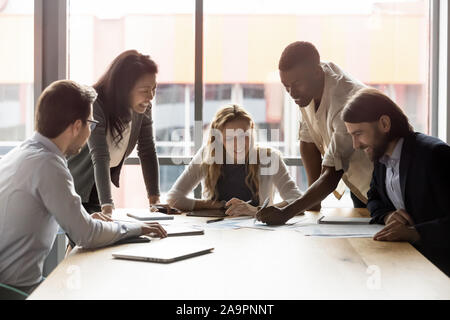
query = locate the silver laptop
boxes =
[112,244,214,263]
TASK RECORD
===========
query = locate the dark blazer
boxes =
[367,132,450,276]
[68,98,160,206]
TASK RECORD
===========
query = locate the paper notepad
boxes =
[164,226,204,237]
[126,211,174,221]
[295,223,384,238]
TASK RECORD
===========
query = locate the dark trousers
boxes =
[83,183,102,213]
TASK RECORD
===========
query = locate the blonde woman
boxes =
[167,105,302,216]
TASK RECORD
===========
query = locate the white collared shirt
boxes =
[298,62,373,202]
[106,121,132,168]
[379,138,405,210]
[0,132,141,287]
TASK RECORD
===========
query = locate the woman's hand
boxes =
[101,204,114,217]
[149,195,160,212]
[225,198,258,217]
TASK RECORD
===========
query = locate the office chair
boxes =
[0,283,29,300]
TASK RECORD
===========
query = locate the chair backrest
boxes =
[0,283,29,300]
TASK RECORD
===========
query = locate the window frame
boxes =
[0,0,443,156]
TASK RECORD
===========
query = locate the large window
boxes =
[0,0,430,207]
[68,0,195,157]
[67,0,431,207]
[203,0,430,206]
[68,0,195,205]
[204,0,430,154]
[0,0,34,144]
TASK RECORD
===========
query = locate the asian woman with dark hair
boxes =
[68,50,160,218]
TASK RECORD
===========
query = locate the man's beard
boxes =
[370,130,390,162]
[66,137,86,157]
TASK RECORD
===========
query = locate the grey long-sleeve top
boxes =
[68,99,160,207]
[0,132,142,287]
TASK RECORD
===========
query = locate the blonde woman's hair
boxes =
[201,104,270,201]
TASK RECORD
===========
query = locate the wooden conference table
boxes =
[29,208,450,300]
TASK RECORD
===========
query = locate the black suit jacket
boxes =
[367,132,450,276]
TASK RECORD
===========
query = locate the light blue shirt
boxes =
[379,138,405,211]
[0,132,142,287]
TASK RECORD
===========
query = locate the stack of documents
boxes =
[202,215,311,231]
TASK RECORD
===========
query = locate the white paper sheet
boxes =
[202,215,312,231]
[294,223,385,238]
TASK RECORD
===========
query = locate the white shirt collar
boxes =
[380,138,404,167]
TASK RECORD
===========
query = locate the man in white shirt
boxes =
[0,80,167,297]
[257,41,373,225]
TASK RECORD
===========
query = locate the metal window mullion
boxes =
[194,0,203,199]
[35,0,67,94]
[430,0,440,137]
[184,85,191,156]
[35,0,68,278]
[33,0,43,111]
[438,0,450,143]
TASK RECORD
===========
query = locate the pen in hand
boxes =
[255,197,270,224]
[224,199,253,210]
[207,200,255,224]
